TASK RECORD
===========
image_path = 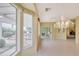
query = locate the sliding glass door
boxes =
[23,13,33,49]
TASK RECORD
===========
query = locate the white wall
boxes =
[21,3,36,13]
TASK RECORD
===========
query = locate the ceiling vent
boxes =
[45,8,51,12]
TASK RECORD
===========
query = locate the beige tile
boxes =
[36,39,79,56]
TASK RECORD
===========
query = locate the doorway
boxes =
[67,20,75,40]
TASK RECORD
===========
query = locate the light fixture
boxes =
[0,15,4,18]
[54,16,70,32]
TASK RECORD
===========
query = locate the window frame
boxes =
[0,3,18,56]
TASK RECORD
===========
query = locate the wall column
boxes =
[75,16,79,44]
[50,23,52,40]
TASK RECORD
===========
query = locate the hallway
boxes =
[0,3,79,56]
[37,39,79,56]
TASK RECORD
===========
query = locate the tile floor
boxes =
[36,39,79,56]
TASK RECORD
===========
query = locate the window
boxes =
[23,13,33,49]
[0,3,17,55]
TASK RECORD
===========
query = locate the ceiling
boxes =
[36,3,79,22]
[0,3,16,24]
